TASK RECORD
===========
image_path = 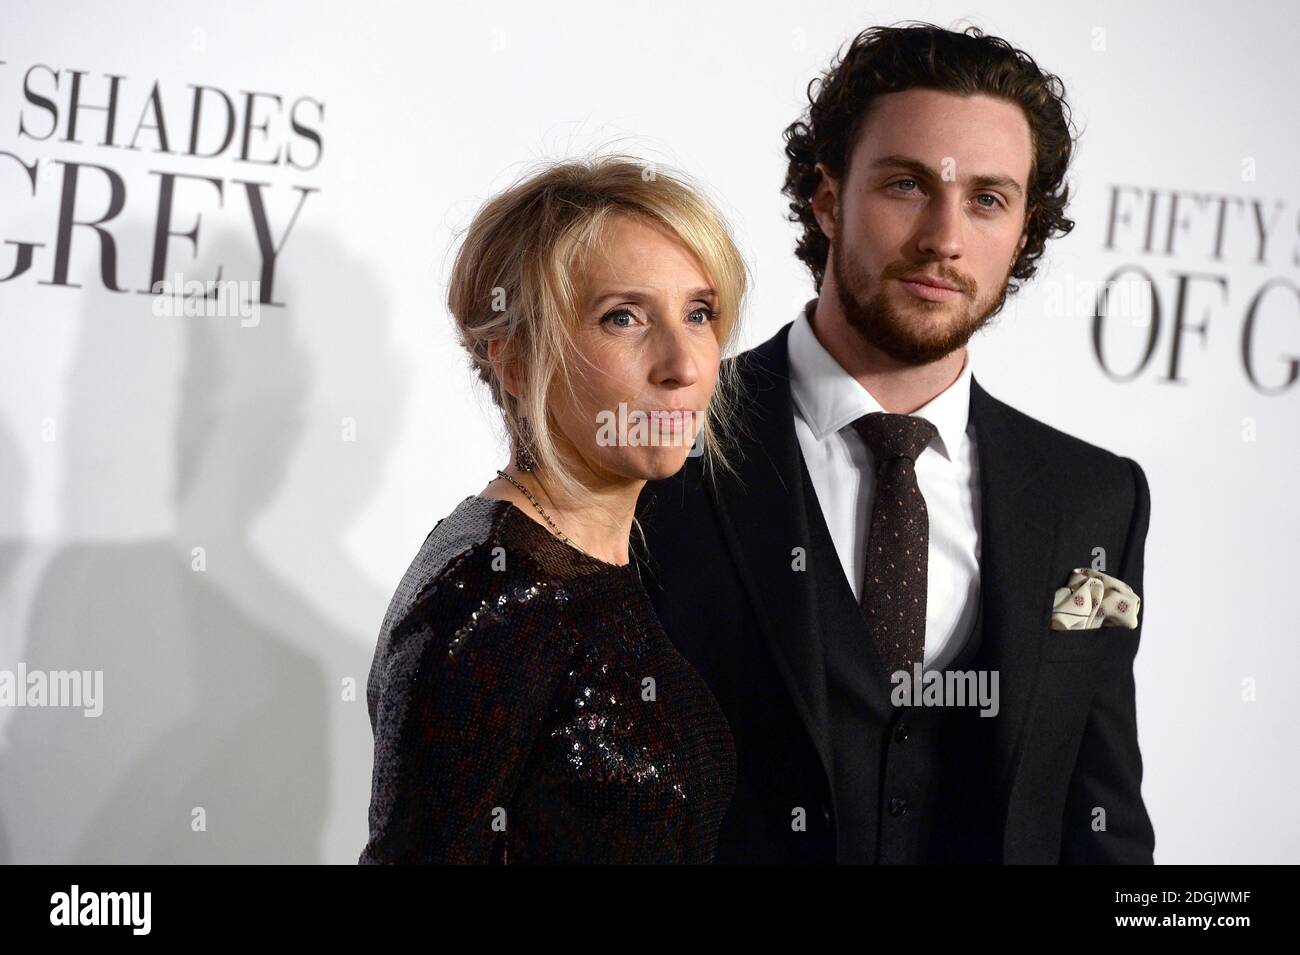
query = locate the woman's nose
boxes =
[651,327,701,387]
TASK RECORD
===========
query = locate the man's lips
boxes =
[902,273,960,291]
[898,275,962,302]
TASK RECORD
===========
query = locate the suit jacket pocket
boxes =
[1040,624,1139,664]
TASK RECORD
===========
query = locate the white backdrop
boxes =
[0,0,1296,863]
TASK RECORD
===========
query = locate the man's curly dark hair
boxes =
[783,21,1078,293]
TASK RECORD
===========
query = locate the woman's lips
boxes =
[899,278,961,302]
[646,408,695,431]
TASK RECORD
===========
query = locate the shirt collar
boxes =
[786,298,972,461]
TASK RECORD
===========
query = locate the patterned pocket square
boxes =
[1050,568,1141,630]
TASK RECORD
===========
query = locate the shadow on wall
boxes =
[0,419,28,864]
[0,223,409,862]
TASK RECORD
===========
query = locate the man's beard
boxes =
[831,245,1012,366]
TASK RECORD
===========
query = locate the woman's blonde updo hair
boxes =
[447,154,748,502]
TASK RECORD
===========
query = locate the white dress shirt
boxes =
[786,303,982,672]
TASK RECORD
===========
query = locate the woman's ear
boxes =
[487,338,521,400]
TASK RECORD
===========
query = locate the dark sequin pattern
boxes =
[359,495,736,864]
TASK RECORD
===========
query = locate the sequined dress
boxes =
[359,494,737,864]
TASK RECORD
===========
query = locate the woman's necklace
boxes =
[492,470,638,578]
[495,469,580,550]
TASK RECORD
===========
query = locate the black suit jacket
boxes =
[634,320,1156,864]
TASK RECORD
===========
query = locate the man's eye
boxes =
[976,193,1001,209]
[892,178,920,193]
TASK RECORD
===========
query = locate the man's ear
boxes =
[1016,206,1033,255]
[811,162,840,244]
[486,338,520,399]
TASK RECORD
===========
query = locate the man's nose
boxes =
[915,193,966,260]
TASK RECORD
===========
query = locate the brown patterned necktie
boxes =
[851,412,938,677]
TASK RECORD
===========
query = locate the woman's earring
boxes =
[516,441,537,472]
[515,417,536,472]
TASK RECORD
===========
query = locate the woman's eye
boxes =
[687,306,718,324]
[601,308,637,328]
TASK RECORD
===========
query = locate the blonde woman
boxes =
[360,157,747,864]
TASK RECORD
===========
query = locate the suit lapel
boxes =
[968,374,1059,851]
[706,323,836,790]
